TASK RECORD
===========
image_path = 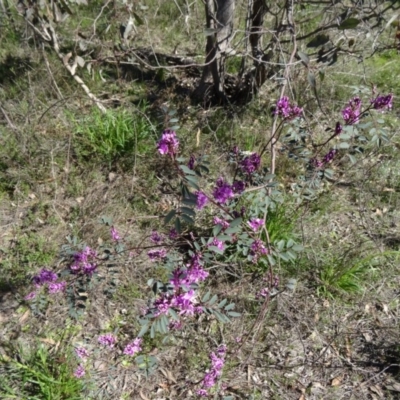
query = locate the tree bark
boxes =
[194,0,235,101]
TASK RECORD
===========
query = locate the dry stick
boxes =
[47,24,107,113]
[0,103,17,131]
[41,42,64,100]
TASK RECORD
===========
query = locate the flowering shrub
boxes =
[21,89,394,397]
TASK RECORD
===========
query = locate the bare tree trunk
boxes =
[194,0,235,101]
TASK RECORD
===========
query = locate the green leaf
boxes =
[208,295,218,305]
[138,323,149,337]
[185,176,199,190]
[338,18,361,30]
[216,235,231,242]
[224,303,235,311]
[181,207,196,217]
[208,246,224,254]
[227,311,241,318]
[213,224,223,237]
[164,209,176,224]
[229,218,243,228]
[224,226,240,235]
[348,154,357,164]
[307,71,316,88]
[339,142,350,149]
[175,217,181,233]
[180,214,194,224]
[180,165,196,175]
[218,298,228,308]
[297,51,310,66]
[202,291,211,303]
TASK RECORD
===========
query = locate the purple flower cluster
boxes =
[311,148,338,168]
[148,248,168,261]
[213,178,234,205]
[157,129,179,156]
[71,246,98,275]
[48,281,67,294]
[342,97,361,125]
[98,333,117,348]
[26,268,66,300]
[151,254,208,318]
[213,217,229,230]
[75,347,89,360]
[195,191,209,210]
[74,364,85,378]
[335,122,343,136]
[111,226,120,241]
[188,154,196,170]
[371,93,393,110]
[123,338,142,356]
[32,269,58,286]
[240,153,261,175]
[247,218,263,232]
[150,231,164,244]
[197,345,226,396]
[208,237,225,252]
[250,239,268,263]
[232,180,246,194]
[274,96,303,120]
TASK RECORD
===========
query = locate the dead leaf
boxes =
[331,375,343,386]
[39,337,56,345]
[196,128,201,147]
[370,385,384,397]
[139,390,150,400]
[19,309,30,324]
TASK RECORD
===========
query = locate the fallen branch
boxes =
[47,24,106,113]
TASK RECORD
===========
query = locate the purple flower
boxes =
[247,218,263,232]
[257,287,269,299]
[169,320,183,330]
[73,364,85,378]
[157,129,179,156]
[342,97,361,125]
[111,226,120,241]
[32,269,58,286]
[250,239,268,263]
[240,153,261,175]
[322,148,338,164]
[199,345,226,391]
[208,237,225,252]
[213,217,229,230]
[274,96,303,120]
[168,228,179,240]
[188,154,196,170]
[71,246,97,275]
[172,289,197,316]
[150,231,163,244]
[195,191,209,210]
[75,347,89,360]
[25,291,36,300]
[123,338,142,356]
[98,334,117,348]
[213,178,234,205]
[335,122,343,136]
[147,248,167,261]
[197,389,208,397]
[232,180,246,194]
[48,281,66,294]
[371,93,393,110]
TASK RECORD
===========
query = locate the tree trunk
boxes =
[194,0,235,102]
